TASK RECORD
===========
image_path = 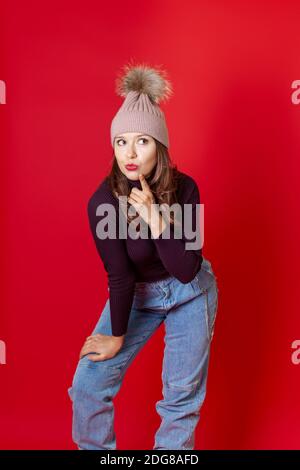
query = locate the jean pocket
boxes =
[194,267,216,294]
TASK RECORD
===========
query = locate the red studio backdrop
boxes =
[1,0,300,451]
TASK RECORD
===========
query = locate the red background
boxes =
[1,0,300,450]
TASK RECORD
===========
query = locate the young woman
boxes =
[68,62,219,450]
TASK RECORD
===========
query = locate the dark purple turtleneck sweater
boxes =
[87,170,203,336]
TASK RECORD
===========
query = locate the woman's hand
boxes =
[128,173,167,237]
[79,333,125,362]
[127,174,156,226]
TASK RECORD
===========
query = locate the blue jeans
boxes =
[67,257,219,450]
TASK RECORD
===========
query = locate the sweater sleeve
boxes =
[87,184,136,337]
[152,178,203,283]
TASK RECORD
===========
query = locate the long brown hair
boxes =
[106,139,181,226]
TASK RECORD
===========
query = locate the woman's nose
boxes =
[127,151,137,159]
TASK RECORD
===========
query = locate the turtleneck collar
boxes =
[126,176,143,190]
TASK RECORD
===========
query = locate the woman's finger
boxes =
[85,338,95,343]
[85,338,101,344]
[139,174,151,191]
[130,192,144,203]
[128,199,139,209]
[88,353,105,362]
[81,345,96,356]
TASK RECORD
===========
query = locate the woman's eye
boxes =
[116,137,148,145]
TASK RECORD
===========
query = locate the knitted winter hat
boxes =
[110,61,173,149]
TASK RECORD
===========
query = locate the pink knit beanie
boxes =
[110,61,173,149]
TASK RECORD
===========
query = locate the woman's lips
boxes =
[125,164,138,171]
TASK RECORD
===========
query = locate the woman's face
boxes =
[114,132,157,180]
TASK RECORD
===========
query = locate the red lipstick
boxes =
[125,164,138,171]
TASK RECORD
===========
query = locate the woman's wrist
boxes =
[111,334,125,343]
[149,208,167,239]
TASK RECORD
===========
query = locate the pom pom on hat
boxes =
[115,60,173,104]
[110,60,173,148]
